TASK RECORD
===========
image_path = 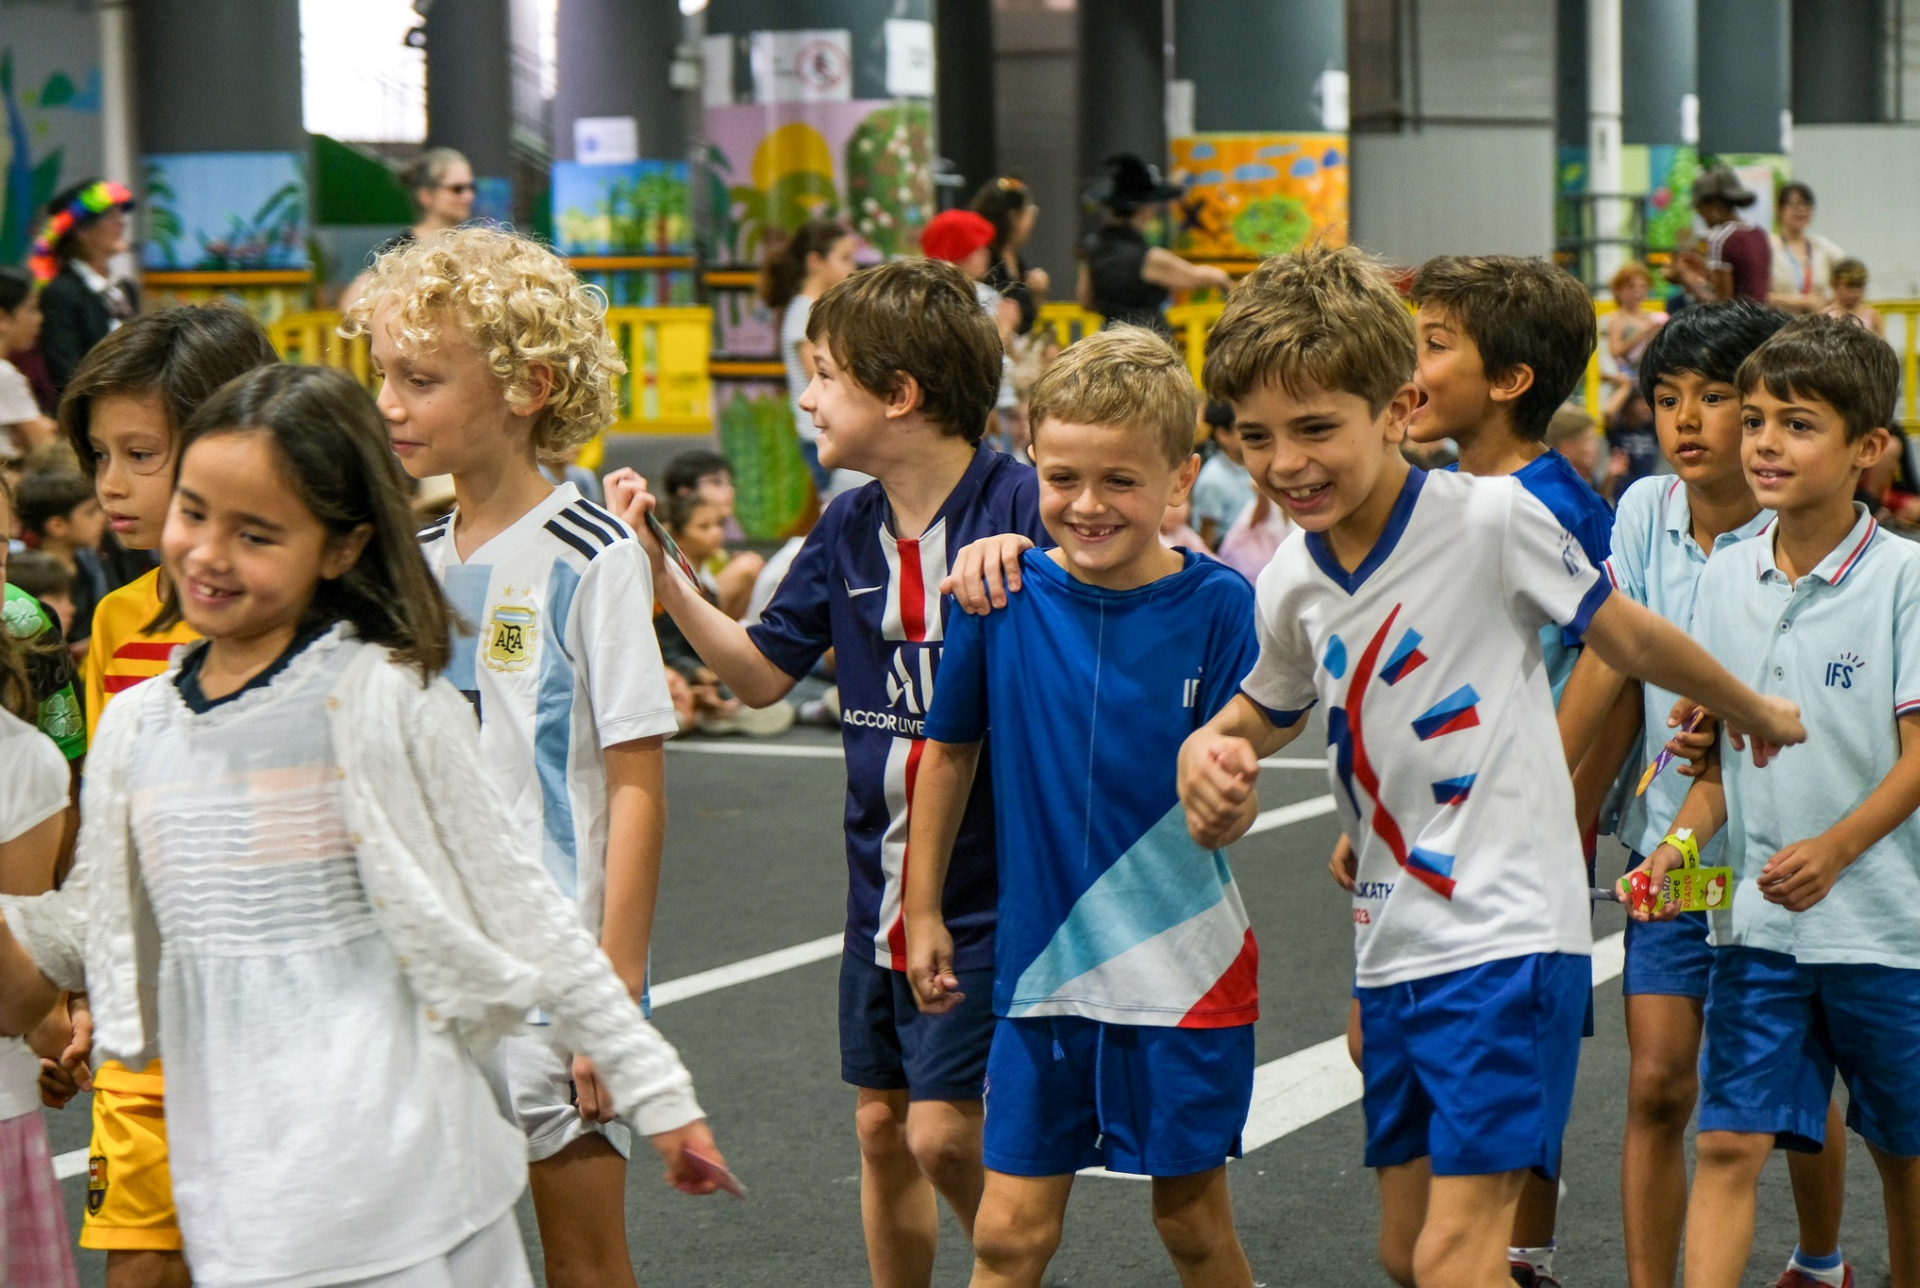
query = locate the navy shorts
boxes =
[838,952,995,1101]
[1700,946,1920,1157]
[981,1016,1254,1178]
[1358,952,1588,1177]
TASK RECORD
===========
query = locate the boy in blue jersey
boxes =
[349,228,724,1288]
[1177,245,1804,1288]
[1557,302,1851,1288]
[607,257,1049,1287]
[904,326,1261,1288]
[1632,317,1920,1288]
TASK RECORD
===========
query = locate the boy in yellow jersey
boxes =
[48,306,276,1288]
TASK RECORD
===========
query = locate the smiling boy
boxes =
[903,326,1259,1288]
[1633,315,1920,1288]
[1175,245,1804,1288]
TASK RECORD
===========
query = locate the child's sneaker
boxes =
[1775,1264,1853,1288]
[1510,1262,1561,1288]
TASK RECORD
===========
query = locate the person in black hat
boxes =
[1665,164,1771,305]
[1077,154,1231,337]
[34,179,141,394]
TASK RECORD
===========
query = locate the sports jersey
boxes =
[81,568,198,743]
[1242,467,1604,988]
[1603,476,1773,861]
[749,446,1048,972]
[419,483,679,937]
[2,584,83,758]
[925,549,1261,1026]
[1692,506,1920,970]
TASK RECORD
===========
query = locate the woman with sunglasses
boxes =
[339,148,475,308]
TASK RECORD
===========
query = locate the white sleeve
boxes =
[1237,553,1320,725]
[0,364,39,426]
[572,540,681,747]
[0,712,67,844]
[1502,482,1611,637]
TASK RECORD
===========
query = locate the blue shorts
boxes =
[981,1016,1254,1178]
[1700,946,1920,1157]
[838,952,994,1101]
[1358,952,1588,1177]
[1624,913,1715,999]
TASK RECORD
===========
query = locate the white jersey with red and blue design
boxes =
[1241,468,1603,989]
[748,447,1047,972]
[925,550,1263,1027]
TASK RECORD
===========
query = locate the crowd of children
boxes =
[0,212,1916,1288]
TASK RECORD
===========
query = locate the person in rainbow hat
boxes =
[33,179,138,394]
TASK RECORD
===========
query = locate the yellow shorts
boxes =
[79,1061,182,1252]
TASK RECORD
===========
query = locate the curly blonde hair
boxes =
[342,227,625,459]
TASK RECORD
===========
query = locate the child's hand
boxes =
[904,916,964,1014]
[602,468,667,570]
[39,1000,92,1109]
[1664,699,1719,777]
[571,1054,619,1124]
[1724,695,1805,767]
[939,534,1035,614]
[1328,835,1358,892]
[1178,734,1261,849]
[648,1118,730,1195]
[1758,834,1854,911]
[1618,847,1684,922]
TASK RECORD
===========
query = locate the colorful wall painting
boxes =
[0,17,105,267]
[1166,133,1349,261]
[141,152,308,272]
[552,160,691,256]
[719,384,817,540]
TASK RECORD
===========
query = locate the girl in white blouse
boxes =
[0,365,728,1288]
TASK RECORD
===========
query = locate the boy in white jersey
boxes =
[346,228,718,1288]
[1175,246,1804,1288]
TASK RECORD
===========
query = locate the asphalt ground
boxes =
[46,725,1895,1287]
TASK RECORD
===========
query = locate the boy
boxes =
[53,304,279,1288]
[1635,316,1920,1288]
[606,257,1048,1288]
[16,468,107,647]
[662,446,763,617]
[1544,407,1604,497]
[1558,301,1851,1288]
[1824,258,1883,336]
[905,326,1259,1288]
[1193,401,1254,548]
[348,228,717,1288]
[1177,245,1803,1288]
[6,548,76,637]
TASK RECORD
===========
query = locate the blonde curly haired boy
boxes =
[348,227,713,1288]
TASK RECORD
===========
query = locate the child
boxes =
[16,470,107,647]
[762,219,858,495]
[0,364,722,1287]
[1824,258,1884,336]
[6,550,75,639]
[1160,493,1211,557]
[1604,261,1666,491]
[50,303,277,1288]
[663,447,762,614]
[347,227,687,1288]
[605,256,1050,1288]
[1558,300,1852,1288]
[0,480,84,767]
[1175,244,1803,1288]
[1192,401,1254,549]
[0,266,56,453]
[1545,406,1608,497]
[1632,316,1920,1288]
[905,325,1260,1288]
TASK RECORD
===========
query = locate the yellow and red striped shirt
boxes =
[82,568,198,743]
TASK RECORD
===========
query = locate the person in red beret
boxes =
[922,210,1019,349]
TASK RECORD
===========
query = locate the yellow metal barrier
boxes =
[1035,301,1225,387]
[268,307,714,438]
[1879,301,1920,429]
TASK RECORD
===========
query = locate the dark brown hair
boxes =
[1410,255,1597,441]
[150,366,456,678]
[759,220,851,312]
[1735,313,1898,443]
[806,258,1002,443]
[0,476,57,724]
[970,177,1031,260]
[60,305,280,474]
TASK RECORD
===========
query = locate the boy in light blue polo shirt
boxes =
[1635,315,1920,1288]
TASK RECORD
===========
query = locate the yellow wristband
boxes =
[1663,828,1701,870]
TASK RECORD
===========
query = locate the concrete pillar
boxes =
[1077,0,1164,183]
[1558,0,1589,148]
[424,0,516,177]
[133,0,304,153]
[1792,0,1884,125]
[1622,0,1696,144]
[1697,0,1791,154]
[553,0,685,161]
[937,0,996,196]
[1174,0,1344,133]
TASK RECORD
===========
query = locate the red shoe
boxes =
[1510,1262,1562,1288]
[1774,1265,1854,1288]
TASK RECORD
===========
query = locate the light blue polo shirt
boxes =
[1603,475,1774,861]
[1693,505,1920,970]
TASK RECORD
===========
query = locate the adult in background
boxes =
[1768,181,1845,314]
[759,219,857,497]
[338,147,475,309]
[1077,154,1231,338]
[970,177,1050,336]
[32,180,139,394]
[1665,165,1770,305]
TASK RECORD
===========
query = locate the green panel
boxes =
[311,134,412,226]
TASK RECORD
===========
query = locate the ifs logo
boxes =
[1825,651,1863,689]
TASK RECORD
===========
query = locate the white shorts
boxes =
[336,1212,532,1287]
[483,1024,634,1164]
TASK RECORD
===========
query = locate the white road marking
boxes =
[53,1148,86,1179]
[1259,757,1327,769]
[1245,795,1338,833]
[1082,933,1628,1180]
[649,934,845,1008]
[668,743,1332,768]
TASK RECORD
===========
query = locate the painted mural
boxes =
[0,16,105,267]
[142,152,308,271]
[1167,133,1349,261]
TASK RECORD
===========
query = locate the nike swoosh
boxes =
[846,585,884,598]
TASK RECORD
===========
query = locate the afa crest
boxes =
[485,593,539,672]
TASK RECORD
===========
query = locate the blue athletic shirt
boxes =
[924,549,1263,1027]
[748,446,1048,973]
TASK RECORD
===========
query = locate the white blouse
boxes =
[0,707,66,1122]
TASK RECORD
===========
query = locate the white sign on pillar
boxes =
[702,33,735,108]
[749,29,854,104]
[574,116,639,165]
[884,19,934,98]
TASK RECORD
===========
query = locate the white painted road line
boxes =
[668,741,846,759]
[1245,795,1338,834]
[1259,757,1327,769]
[649,934,845,1008]
[54,1148,86,1180]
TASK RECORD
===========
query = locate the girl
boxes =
[1603,261,1667,490]
[759,219,856,495]
[0,267,57,454]
[970,176,1051,337]
[1824,257,1885,336]
[0,365,725,1287]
